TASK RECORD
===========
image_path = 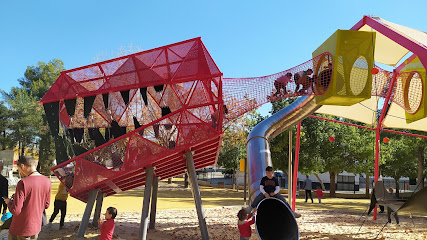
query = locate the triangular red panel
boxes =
[135,49,163,68]
[201,42,221,75]
[172,41,211,80]
[152,66,169,80]
[173,81,196,105]
[160,85,183,112]
[64,74,92,99]
[100,59,127,76]
[73,158,118,191]
[92,95,110,123]
[167,49,183,63]
[101,58,138,90]
[133,57,165,85]
[40,77,61,103]
[169,63,181,78]
[67,65,103,82]
[147,86,163,106]
[139,93,162,126]
[123,134,172,171]
[187,81,210,107]
[169,39,197,58]
[180,110,205,124]
[139,111,181,143]
[80,79,106,92]
[176,123,217,148]
[82,137,127,170]
[152,50,167,67]
[59,102,71,127]
[188,105,211,123]
[210,79,219,98]
[41,74,88,102]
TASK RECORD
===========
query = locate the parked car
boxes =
[222,169,233,178]
[274,171,285,178]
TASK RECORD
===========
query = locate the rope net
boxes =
[223,56,423,123]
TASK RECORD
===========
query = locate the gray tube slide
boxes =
[247,95,320,240]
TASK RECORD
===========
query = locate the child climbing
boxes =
[237,208,255,240]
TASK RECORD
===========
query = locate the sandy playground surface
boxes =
[39,206,427,240]
[9,179,427,239]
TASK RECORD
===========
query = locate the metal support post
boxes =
[149,177,159,229]
[184,151,210,240]
[92,193,105,228]
[288,129,293,206]
[244,158,247,206]
[77,189,100,238]
[139,167,154,240]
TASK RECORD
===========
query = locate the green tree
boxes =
[3,59,65,173]
[217,110,263,189]
[381,135,417,198]
[0,101,13,150]
[18,59,65,100]
[3,88,42,155]
[409,131,427,191]
[349,126,376,197]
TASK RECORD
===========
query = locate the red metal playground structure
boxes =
[40,16,427,239]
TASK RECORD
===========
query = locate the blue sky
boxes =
[1,1,426,116]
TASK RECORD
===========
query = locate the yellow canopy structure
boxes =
[315,16,427,132]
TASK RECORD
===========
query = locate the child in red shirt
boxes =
[98,207,117,240]
[237,208,255,240]
[314,186,324,203]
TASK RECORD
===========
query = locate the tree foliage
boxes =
[217,110,263,171]
[1,59,64,174]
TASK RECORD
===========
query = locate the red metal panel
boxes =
[45,38,224,202]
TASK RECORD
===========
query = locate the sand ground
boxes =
[39,206,427,240]
[9,179,427,239]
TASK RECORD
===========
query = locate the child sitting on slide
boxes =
[245,166,301,218]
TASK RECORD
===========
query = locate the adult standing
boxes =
[303,175,313,203]
[4,156,51,240]
[48,182,69,229]
[0,162,8,214]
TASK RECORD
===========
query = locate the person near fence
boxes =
[303,175,313,203]
[48,182,69,229]
[387,188,399,224]
[4,156,51,240]
[313,186,324,203]
[0,162,8,214]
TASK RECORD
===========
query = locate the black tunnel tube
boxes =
[256,198,298,240]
